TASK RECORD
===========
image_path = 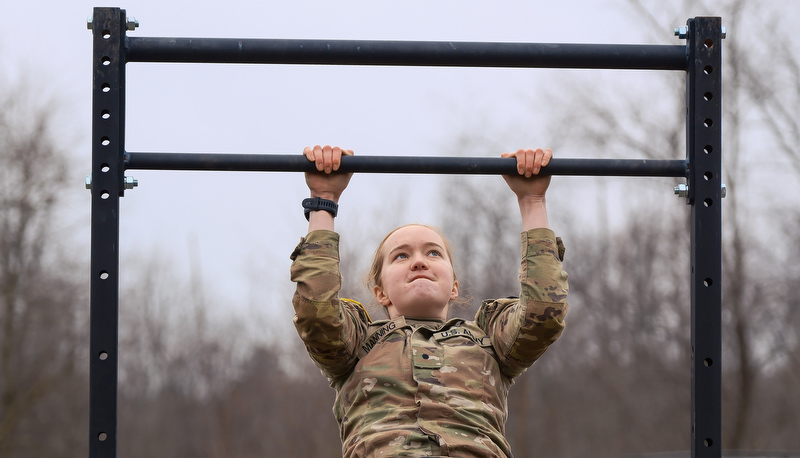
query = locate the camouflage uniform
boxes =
[290,228,569,458]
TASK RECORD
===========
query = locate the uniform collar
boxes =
[386,316,463,331]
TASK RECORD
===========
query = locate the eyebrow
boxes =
[387,241,446,256]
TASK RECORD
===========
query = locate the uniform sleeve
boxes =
[289,230,369,382]
[476,227,569,379]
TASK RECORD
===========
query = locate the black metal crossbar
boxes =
[124,153,688,177]
[125,37,688,70]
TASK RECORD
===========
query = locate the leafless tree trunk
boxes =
[0,78,88,457]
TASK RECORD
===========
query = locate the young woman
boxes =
[290,145,569,457]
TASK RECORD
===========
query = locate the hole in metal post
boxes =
[704,119,714,128]
[704,358,713,367]
[704,38,714,48]
[99,351,108,360]
[704,198,713,207]
[102,57,111,66]
[101,164,110,173]
[704,92,713,101]
[704,438,713,447]
[101,84,111,93]
[99,271,109,280]
[704,145,713,154]
[98,432,107,441]
[704,171,713,181]
[704,278,713,287]
[101,110,111,120]
[704,65,714,74]
[100,191,110,200]
[102,30,111,39]
[101,137,111,146]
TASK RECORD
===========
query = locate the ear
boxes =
[450,280,459,301]
[373,285,391,306]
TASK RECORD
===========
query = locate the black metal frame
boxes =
[89,8,723,457]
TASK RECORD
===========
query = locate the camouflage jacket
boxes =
[290,228,569,457]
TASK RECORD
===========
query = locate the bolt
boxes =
[720,26,727,39]
[674,184,689,197]
[85,175,92,190]
[124,176,138,190]
[674,26,688,39]
[126,17,139,31]
[87,17,93,30]
[721,183,727,198]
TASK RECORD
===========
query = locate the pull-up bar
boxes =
[125,36,687,70]
[124,153,689,177]
[89,8,723,458]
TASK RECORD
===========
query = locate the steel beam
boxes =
[686,17,723,458]
[89,7,127,458]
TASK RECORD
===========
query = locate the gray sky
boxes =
[1,0,753,323]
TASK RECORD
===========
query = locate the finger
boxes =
[313,145,324,171]
[322,145,334,173]
[332,146,342,171]
[500,151,513,159]
[342,149,354,156]
[523,149,535,177]
[532,148,545,175]
[303,146,315,162]
[541,148,552,168]
[514,149,526,176]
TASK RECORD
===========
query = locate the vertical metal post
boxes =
[89,7,127,458]
[686,17,723,458]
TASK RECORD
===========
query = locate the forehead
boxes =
[383,225,446,251]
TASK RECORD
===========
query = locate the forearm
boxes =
[307,210,335,232]
[290,230,361,379]
[519,228,567,304]
[517,195,549,231]
[498,228,568,377]
[290,230,341,303]
[306,188,339,232]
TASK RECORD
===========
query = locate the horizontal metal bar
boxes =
[125,37,687,70]
[124,152,688,177]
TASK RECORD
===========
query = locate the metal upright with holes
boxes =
[88,7,723,457]
[88,9,127,458]
[685,17,723,458]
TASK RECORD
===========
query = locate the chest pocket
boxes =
[413,344,444,369]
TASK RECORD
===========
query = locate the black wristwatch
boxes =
[302,197,338,221]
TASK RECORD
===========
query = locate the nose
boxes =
[410,254,428,270]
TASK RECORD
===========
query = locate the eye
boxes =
[428,250,442,257]
[393,253,408,261]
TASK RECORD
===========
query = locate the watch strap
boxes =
[302,197,338,221]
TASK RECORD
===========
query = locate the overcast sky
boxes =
[1,1,766,323]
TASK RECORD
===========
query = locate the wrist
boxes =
[518,196,548,230]
[302,197,338,221]
[310,191,339,202]
[517,194,546,206]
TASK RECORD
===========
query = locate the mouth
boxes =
[409,275,433,282]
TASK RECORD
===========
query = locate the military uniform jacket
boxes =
[290,228,569,458]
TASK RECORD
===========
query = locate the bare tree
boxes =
[531,0,800,451]
[434,1,800,455]
[0,78,88,457]
[113,245,345,457]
